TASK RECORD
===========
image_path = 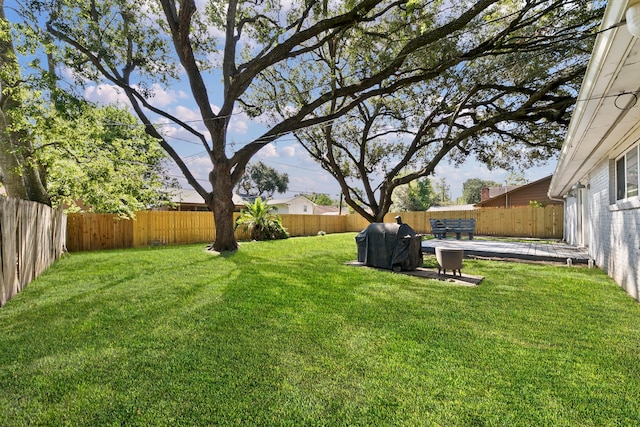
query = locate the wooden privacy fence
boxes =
[1,198,67,307]
[391,205,563,238]
[66,205,563,252]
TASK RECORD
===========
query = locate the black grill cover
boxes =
[355,221,422,271]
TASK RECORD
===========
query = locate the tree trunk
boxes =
[0,1,51,205]
[0,129,28,199]
[208,168,238,252]
[0,122,52,206]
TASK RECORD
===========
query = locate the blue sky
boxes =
[83,79,557,203]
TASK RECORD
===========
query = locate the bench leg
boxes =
[455,232,461,240]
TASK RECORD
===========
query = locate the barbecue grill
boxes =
[355,216,423,271]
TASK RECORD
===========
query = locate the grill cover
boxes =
[355,221,423,271]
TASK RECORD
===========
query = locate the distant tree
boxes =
[434,178,452,206]
[392,177,434,211]
[462,178,500,204]
[297,192,334,206]
[506,172,528,186]
[235,197,289,241]
[237,162,289,199]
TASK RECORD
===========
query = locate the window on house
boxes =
[303,205,308,213]
[616,145,639,200]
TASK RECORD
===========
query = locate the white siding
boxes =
[584,158,640,300]
[286,198,312,214]
[272,205,289,214]
[269,196,315,215]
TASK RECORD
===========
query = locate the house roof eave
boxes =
[549,0,640,198]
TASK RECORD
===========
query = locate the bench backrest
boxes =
[430,218,476,229]
[443,218,475,227]
[429,219,447,230]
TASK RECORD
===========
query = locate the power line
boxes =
[260,158,326,173]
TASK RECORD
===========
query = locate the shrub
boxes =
[235,197,289,241]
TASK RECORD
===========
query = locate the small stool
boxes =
[435,248,464,276]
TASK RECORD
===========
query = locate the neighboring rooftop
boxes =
[476,176,561,208]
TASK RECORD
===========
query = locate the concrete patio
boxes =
[422,238,592,265]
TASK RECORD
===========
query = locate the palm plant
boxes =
[235,197,289,241]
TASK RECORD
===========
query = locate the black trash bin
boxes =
[355,217,423,271]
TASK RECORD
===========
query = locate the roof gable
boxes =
[477,176,555,207]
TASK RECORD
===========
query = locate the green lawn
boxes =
[1,233,639,426]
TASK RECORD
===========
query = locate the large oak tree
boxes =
[27,0,515,251]
[262,0,604,221]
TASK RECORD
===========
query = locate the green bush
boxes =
[235,197,289,241]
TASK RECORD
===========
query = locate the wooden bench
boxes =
[430,219,476,240]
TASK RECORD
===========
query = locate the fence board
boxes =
[18,201,38,290]
[379,206,563,238]
[66,205,564,252]
[133,211,216,247]
[65,213,132,252]
[0,198,66,307]
[1,198,18,306]
[5,199,18,303]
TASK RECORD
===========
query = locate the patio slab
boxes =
[422,238,592,264]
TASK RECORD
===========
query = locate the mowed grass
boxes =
[1,233,640,426]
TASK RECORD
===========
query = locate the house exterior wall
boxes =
[479,177,562,208]
[271,197,314,215]
[479,195,509,208]
[286,198,313,214]
[271,204,289,214]
[584,158,640,300]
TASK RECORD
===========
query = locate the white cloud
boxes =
[288,171,341,198]
[257,143,279,158]
[84,82,187,109]
[147,84,188,107]
[172,105,204,123]
[229,115,249,134]
[84,84,131,107]
[281,145,296,157]
[168,154,212,191]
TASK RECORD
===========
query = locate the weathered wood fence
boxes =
[0,198,67,307]
[66,205,563,252]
